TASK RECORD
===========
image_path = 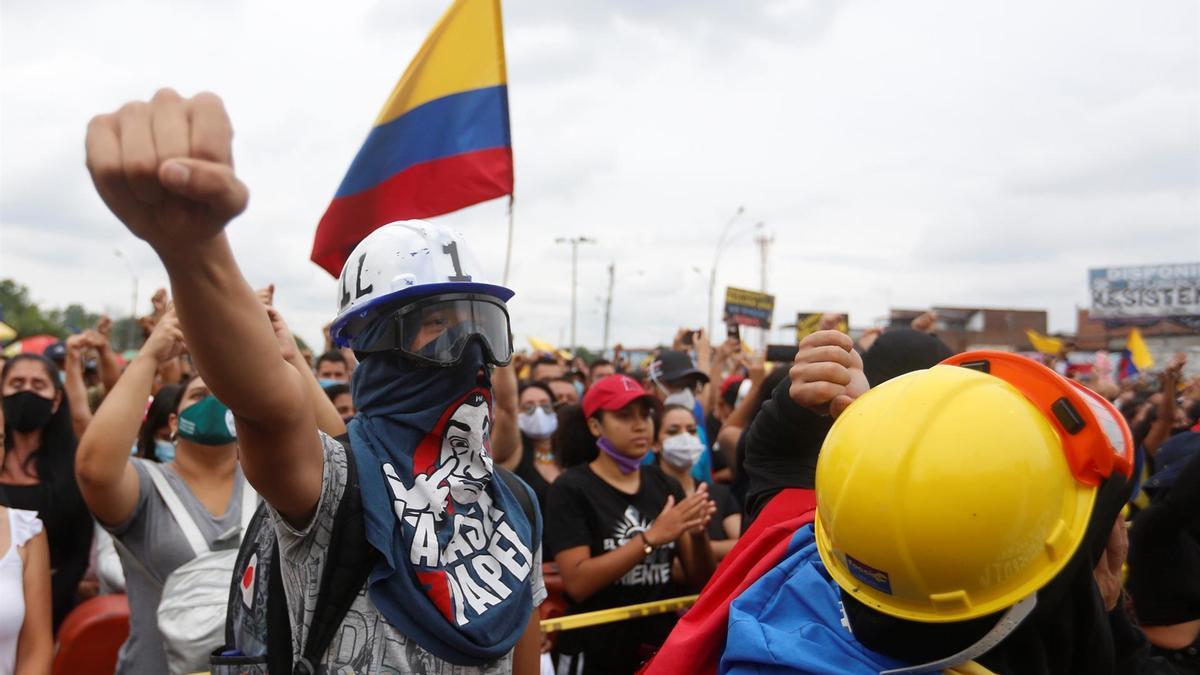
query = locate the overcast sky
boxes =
[2,0,1197,352]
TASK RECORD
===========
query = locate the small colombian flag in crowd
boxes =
[1118,327,1155,379]
[311,0,513,277]
[1025,329,1063,356]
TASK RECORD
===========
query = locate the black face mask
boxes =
[3,391,56,432]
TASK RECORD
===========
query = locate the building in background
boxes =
[1077,263,1200,368]
[887,307,1048,353]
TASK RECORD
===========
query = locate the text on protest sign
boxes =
[1089,263,1200,319]
[724,287,775,329]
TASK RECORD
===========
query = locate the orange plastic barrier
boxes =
[54,594,130,675]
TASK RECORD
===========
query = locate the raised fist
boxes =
[789,330,870,418]
[85,89,248,256]
[141,310,187,364]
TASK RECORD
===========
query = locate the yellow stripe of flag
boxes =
[1025,329,1063,356]
[1126,327,1154,371]
[374,0,508,126]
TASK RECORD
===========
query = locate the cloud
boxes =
[1,0,1196,353]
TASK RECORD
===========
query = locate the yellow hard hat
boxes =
[814,363,1098,624]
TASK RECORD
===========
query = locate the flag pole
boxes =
[503,194,515,285]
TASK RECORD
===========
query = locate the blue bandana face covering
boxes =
[348,326,537,666]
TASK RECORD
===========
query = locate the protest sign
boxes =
[724,287,775,329]
[1089,263,1200,319]
[794,312,849,342]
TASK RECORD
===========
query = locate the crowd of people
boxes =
[0,88,1197,675]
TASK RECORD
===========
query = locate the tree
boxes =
[0,279,145,351]
[0,279,66,339]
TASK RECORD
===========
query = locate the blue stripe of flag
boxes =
[335,85,511,198]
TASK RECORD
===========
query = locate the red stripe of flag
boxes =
[310,147,513,276]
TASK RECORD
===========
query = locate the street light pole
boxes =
[555,236,595,354]
[707,205,746,338]
[602,262,615,356]
[113,249,137,350]
[754,223,774,350]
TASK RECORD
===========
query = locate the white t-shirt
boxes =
[0,508,44,675]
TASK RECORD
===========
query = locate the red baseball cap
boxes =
[582,374,657,419]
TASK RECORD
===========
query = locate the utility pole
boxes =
[555,236,595,354]
[754,224,773,349]
[602,262,615,356]
[113,249,137,351]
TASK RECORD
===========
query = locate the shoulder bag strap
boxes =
[143,461,209,556]
[296,433,377,674]
[496,467,540,545]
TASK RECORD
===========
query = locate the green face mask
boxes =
[177,395,237,446]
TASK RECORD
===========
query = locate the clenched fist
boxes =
[789,330,870,418]
[85,89,248,255]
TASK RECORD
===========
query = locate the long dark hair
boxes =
[554,404,599,468]
[136,383,185,462]
[1,354,77,481]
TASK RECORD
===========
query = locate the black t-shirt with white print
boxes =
[544,463,686,673]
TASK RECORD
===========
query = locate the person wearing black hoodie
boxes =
[1128,431,1200,673]
[737,329,1169,674]
[741,328,952,521]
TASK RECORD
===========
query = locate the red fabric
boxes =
[311,147,514,277]
[640,488,818,675]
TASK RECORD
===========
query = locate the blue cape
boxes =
[721,524,910,674]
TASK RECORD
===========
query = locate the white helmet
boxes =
[330,221,514,352]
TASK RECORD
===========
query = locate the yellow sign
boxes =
[795,312,848,342]
[724,287,774,329]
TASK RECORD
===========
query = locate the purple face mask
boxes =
[597,437,645,474]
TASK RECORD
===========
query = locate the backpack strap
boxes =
[496,467,540,546]
[143,461,209,557]
[290,433,379,675]
[265,540,292,674]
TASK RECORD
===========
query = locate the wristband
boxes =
[638,531,655,555]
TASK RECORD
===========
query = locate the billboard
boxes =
[1089,263,1200,319]
[724,287,775,329]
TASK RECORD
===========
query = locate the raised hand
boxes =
[789,330,870,418]
[85,89,249,257]
[746,353,766,386]
[150,288,169,319]
[94,315,113,341]
[265,307,299,363]
[256,284,276,308]
[139,310,186,364]
[818,313,845,332]
[1093,517,1128,612]
[64,334,92,363]
[910,310,938,334]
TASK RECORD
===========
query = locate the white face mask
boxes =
[663,387,696,411]
[661,433,704,469]
[518,407,558,440]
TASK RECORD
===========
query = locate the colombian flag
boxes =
[1025,329,1063,356]
[1118,327,1154,379]
[311,0,514,277]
